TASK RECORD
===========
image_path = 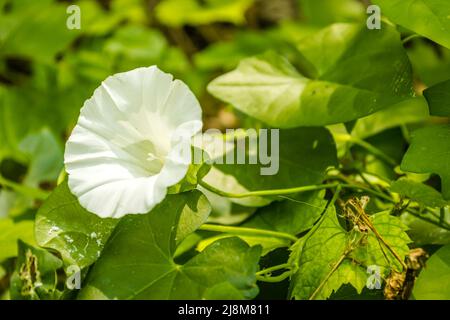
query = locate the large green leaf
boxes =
[401,125,450,200]
[10,240,63,300]
[352,212,411,273]
[79,192,260,300]
[423,79,450,117]
[202,127,337,207]
[208,23,413,127]
[289,208,410,299]
[289,206,357,300]
[0,218,35,262]
[413,243,450,299]
[391,178,448,208]
[35,181,118,269]
[373,0,450,49]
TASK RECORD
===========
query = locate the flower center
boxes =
[146,151,164,174]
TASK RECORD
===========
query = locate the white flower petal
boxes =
[65,66,202,218]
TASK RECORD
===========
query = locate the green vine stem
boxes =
[198,224,298,242]
[256,271,292,283]
[402,34,424,44]
[328,174,450,231]
[256,263,291,276]
[201,171,450,231]
[334,133,397,166]
[198,180,339,199]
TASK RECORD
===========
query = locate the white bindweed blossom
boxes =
[64,66,203,218]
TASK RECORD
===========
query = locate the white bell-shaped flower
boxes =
[64,66,203,218]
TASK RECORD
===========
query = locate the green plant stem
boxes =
[340,183,394,203]
[198,224,298,242]
[402,34,423,44]
[329,175,450,231]
[334,134,397,166]
[198,180,339,199]
[256,263,291,276]
[327,173,394,203]
[256,271,292,283]
[406,209,450,231]
[342,182,450,228]
[0,174,49,200]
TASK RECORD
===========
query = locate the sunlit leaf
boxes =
[79,192,260,300]
[373,0,450,49]
[209,24,413,127]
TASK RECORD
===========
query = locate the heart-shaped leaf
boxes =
[208,24,413,127]
[78,192,261,300]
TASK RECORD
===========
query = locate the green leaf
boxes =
[413,243,450,299]
[197,234,289,257]
[289,208,411,299]
[10,240,63,300]
[0,82,74,162]
[423,79,450,117]
[0,218,35,262]
[391,178,448,208]
[0,0,80,63]
[202,127,337,207]
[406,40,450,86]
[298,0,365,26]
[19,128,63,187]
[401,125,450,200]
[168,149,211,194]
[208,24,413,127]
[372,0,450,49]
[208,51,307,128]
[351,97,429,139]
[401,208,450,246]
[79,192,260,300]
[194,31,289,71]
[35,181,118,269]
[155,0,254,27]
[199,186,257,225]
[104,25,168,71]
[352,211,411,273]
[0,189,33,218]
[315,259,367,300]
[243,190,327,235]
[175,189,212,244]
[289,206,356,300]
[75,0,143,37]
